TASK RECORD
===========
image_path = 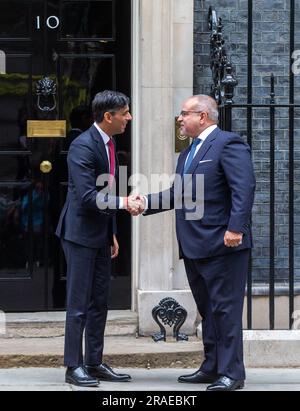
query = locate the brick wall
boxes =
[194,0,300,282]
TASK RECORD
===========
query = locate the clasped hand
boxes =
[125,195,145,216]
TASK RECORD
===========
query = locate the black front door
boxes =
[0,0,131,311]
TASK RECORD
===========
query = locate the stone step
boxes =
[1,330,300,369]
[2,312,300,369]
[2,311,138,338]
[0,335,202,368]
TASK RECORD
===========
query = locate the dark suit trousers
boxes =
[61,239,111,367]
[184,249,250,380]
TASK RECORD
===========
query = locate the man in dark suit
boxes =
[137,94,255,391]
[56,90,137,387]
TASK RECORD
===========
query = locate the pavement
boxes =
[0,368,300,391]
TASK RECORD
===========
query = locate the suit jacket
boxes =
[145,127,256,259]
[55,124,120,248]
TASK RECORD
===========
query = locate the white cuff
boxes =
[119,197,124,209]
[142,195,148,213]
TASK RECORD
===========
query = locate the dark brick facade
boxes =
[194,0,300,282]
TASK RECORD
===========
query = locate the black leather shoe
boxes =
[178,369,217,384]
[85,363,131,382]
[206,376,244,391]
[65,366,99,387]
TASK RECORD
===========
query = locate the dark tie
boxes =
[107,139,115,187]
[183,138,201,174]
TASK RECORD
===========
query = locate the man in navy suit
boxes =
[137,95,255,391]
[56,90,137,387]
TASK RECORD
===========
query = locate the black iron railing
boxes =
[208,1,299,330]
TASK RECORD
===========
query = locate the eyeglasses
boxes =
[179,110,204,117]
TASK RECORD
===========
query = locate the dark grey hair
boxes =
[92,90,130,123]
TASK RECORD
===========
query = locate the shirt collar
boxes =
[93,121,111,145]
[196,124,218,142]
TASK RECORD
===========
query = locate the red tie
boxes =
[107,139,115,188]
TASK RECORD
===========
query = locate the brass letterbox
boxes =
[27,120,66,138]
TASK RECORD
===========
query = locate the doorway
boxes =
[0,0,131,311]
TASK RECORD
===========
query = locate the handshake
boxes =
[124,195,146,216]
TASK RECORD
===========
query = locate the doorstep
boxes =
[0,311,202,368]
[0,335,202,369]
[3,310,138,338]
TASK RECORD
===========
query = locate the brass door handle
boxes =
[40,160,52,174]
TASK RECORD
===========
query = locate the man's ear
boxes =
[103,111,113,123]
[200,111,208,124]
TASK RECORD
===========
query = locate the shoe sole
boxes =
[178,379,215,384]
[96,377,131,382]
[65,377,99,387]
[206,382,245,391]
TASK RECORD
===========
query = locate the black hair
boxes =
[92,90,130,123]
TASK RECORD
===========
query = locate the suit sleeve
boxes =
[220,135,256,233]
[143,184,175,216]
[112,215,117,234]
[68,140,120,214]
[143,153,186,216]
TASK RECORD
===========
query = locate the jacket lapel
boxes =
[186,126,220,175]
[90,124,109,172]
